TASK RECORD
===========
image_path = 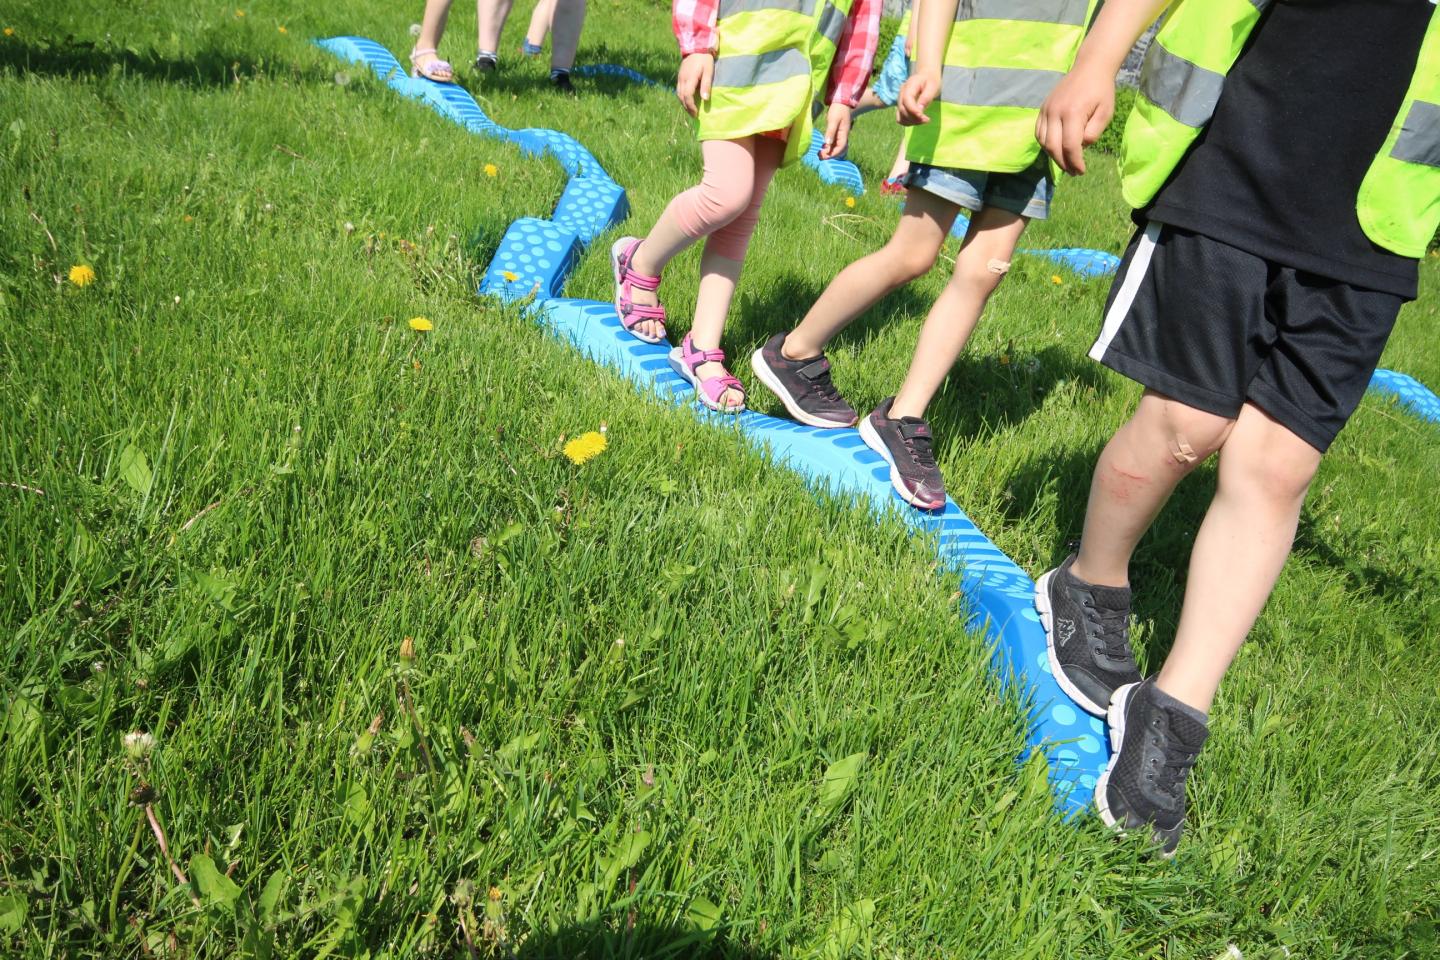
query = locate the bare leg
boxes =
[888,206,1028,419]
[886,137,910,183]
[782,188,959,360]
[1155,403,1321,712]
[477,0,514,55]
[851,89,887,118]
[1071,392,1235,588]
[525,0,555,48]
[548,0,585,71]
[413,0,455,76]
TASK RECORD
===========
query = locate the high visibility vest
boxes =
[1121,0,1440,258]
[698,0,852,165]
[906,0,1099,172]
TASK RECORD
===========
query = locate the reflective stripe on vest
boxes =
[713,47,811,87]
[954,0,1089,26]
[1137,43,1225,128]
[816,0,847,46]
[1392,100,1440,168]
[941,65,1063,110]
[719,0,815,17]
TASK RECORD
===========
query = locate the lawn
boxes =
[2,1,1439,957]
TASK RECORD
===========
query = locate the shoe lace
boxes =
[904,431,936,469]
[805,363,844,404]
[1149,721,1201,806]
[1082,598,1130,661]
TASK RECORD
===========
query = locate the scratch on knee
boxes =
[1170,436,1198,464]
[986,258,1011,275]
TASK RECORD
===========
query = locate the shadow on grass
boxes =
[513,921,776,960]
[0,36,332,87]
[458,42,675,100]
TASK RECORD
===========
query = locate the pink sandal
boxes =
[610,237,668,344]
[669,334,746,414]
[409,47,455,83]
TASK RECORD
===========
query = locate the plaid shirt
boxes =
[672,0,880,107]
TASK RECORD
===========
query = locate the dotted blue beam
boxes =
[573,63,663,87]
[315,36,628,301]
[1369,367,1440,424]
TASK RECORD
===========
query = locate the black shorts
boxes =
[1089,221,1407,452]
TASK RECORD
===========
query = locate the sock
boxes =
[522,40,543,55]
[477,49,497,61]
[550,68,569,81]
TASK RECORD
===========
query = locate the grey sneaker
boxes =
[858,397,946,510]
[1096,678,1209,857]
[749,332,858,428]
[1034,554,1141,716]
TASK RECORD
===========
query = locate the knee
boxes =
[953,243,1018,296]
[1229,449,1318,507]
[695,177,753,228]
[881,235,939,282]
[1156,405,1230,470]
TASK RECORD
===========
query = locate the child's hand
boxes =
[896,70,938,126]
[676,53,715,118]
[819,104,852,160]
[1036,66,1114,176]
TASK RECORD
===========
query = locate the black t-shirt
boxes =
[1146,0,1432,299]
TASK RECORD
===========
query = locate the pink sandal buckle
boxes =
[670,334,746,413]
[611,237,668,344]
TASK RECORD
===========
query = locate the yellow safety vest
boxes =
[1121,0,1440,258]
[906,0,1099,172]
[698,0,853,165]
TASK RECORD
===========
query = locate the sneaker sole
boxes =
[669,347,745,415]
[748,349,857,429]
[610,237,665,345]
[1034,569,1109,718]
[857,417,945,510]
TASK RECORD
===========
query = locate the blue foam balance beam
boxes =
[1369,367,1440,424]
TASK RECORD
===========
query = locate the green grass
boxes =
[2,2,1439,957]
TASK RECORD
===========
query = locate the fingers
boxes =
[677,67,697,116]
[1061,109,1088,175]
[700,58,713,103]
[1082,101,1112,147]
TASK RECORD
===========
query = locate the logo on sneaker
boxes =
[1056,618,1077,647]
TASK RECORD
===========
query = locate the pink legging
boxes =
[656,135,785,261]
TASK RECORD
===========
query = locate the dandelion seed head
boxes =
[122,731,156,759]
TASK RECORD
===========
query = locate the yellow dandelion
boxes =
[412,360,421,370]
[278,25,288,34]
[488,886,503,902]
[68,264,96,287]
[501,270,518,282]
[484,163,498,177]
[235,9,245,17]
[844,196,856,208]
[1050,275,1063,285]
[183,214,193,222]
[3,27,14,37]
[563,431,608,465]
[408,316,433,331]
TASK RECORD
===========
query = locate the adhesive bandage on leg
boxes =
[1170,437,1198,464]
[986,258,1012,275]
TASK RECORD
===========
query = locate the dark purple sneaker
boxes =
[749,332,858,428]
[858,397,945,510]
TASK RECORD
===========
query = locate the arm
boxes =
[904,0,920,58]
[1037,0,1172,175]
[895,0,957,126]
[673,0,718,115]
[818,0,881,159]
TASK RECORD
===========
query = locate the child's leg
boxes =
[888,206,1028,419]
[626,137,765,340]
[525,0,555,48]
[548,0,585,72]
[783,188,959,359]
[1156,403,1321,711]
[476,0,514,57]
[682,135,787,406]
[414,0,455,67]
[886,139,909,183]
[1071,391,1236,588]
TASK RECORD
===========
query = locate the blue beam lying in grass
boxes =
[802,129,867,197]
[317,34,1122,817]
[1368,368,1440,425]
[573,63,663,87]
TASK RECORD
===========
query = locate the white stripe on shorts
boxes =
[1089,220,1163,362]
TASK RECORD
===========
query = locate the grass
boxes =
[2,1,1439,956]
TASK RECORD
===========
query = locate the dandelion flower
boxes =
[334,71,350,86]
[278,25,287,33]
[501,270,518,282]
[68,264,96,287]
[408,316,433,331]
[235,9,246,17]
[484,163,498,177]
[3,27,14,37]
[844,196,856,208]
[563,431,608,465]
[1050,275,1063,285]
[183,214,193,222]
[409,23,423,37]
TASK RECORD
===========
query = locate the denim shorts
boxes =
[870,33,910,107]
[905,154,1053,220]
